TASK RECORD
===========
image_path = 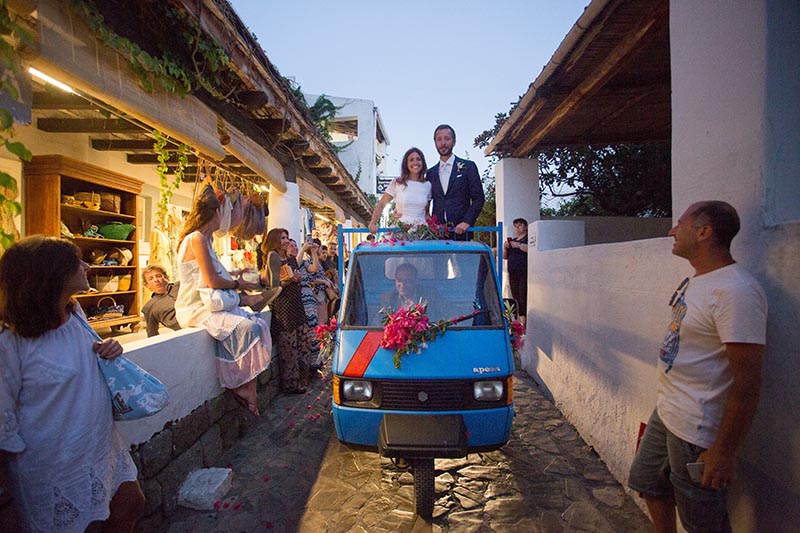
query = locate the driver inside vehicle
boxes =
[383,263,421,307]
[381,263,441,319]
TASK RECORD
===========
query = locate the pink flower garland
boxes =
[314,317,338,360]
[381,302,480,368]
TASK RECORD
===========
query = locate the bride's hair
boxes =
[397,147,428,186]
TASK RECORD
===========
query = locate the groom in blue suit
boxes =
[426,124,485,238]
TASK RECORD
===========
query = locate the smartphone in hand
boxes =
[686,462,704,484]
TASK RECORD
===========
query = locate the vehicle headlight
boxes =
[342,380,373,401]
[473,380,503,401]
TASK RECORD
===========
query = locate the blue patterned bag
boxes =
[98,355,171,421]
[79,314,170,420]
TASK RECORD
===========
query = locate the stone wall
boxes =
[103,326,282,528]
[133,365,280,530]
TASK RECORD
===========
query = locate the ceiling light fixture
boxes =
[28,67,75,93]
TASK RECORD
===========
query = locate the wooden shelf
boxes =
[71,236,136,245]
[61,204,135,220]
[24,155,143,335]
[87,315,142,330]
[75,290,136,299]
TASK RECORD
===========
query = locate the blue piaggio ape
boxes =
[330,225,515,517]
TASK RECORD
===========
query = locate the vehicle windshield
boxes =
[341,251,503,328]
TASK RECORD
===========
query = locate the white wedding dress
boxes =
[385,179,431,225]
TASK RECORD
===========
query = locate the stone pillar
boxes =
[267,182,301,241]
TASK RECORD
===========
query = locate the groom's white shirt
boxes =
[438,154,455,194]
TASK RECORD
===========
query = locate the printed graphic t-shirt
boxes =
[656,263,767,448]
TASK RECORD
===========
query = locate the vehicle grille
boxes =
[378,380,468,410]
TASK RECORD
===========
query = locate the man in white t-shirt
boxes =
[628,201,767,533]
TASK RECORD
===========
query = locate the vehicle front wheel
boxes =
[412,457,435,518]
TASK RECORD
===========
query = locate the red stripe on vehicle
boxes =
[343,331,383,377]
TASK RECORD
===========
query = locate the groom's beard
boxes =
[437,146,453,157]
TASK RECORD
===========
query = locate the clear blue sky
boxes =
[229,0,588,181]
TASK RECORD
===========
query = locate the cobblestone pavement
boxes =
[164,371,653,532]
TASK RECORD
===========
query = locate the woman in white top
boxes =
[369,147,432,233]
[0,236,143,532]
[175,185,271,416]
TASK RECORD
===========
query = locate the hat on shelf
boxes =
[108,247,133,266]
[88,249,107,264]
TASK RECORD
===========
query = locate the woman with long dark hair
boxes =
[368,147,431,233]
[261,228,314,393]
[0,236,144,531]
[175,185,271,415]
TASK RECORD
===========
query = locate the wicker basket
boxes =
[75,191,101,210]
[118,274,132,291]
[88,296,125,320]
[92,274,119,292]
[100,192,121,213]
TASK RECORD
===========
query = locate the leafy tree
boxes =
[538,142,671,217]
[540,196,608,216]
[0,2,33,254]
[474,166,497,230]
[475,112,671,217]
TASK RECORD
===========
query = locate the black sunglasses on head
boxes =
[669,277,690,307]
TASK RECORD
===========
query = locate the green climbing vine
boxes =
[281,77,355,153]
[153,130,190,230]
[0,0,33,254]
[68,0,234,100]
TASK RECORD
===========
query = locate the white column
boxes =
[495,157,539,299]
[267,182,301,241]
[495,158,539,237]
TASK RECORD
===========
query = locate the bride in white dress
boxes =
[369,147,431,233]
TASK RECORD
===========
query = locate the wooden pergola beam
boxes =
[302,155,323,167]
[126,153,241,165]
[253,118,286,135]
[309,166,333,177]
[514,0,667,157]
[91,139,165,151]
[32,91,96,110]
[37,118,144,133]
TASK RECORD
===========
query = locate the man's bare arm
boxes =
[698,342,764,488]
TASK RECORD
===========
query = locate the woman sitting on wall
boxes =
[174,185,271,416]
[0,236,144,531]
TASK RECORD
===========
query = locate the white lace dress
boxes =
[0,311,137,532]
[385,179,432,226]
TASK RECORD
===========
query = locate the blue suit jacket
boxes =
[426,156,485,226]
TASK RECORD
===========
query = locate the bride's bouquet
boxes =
[383,214,451,241]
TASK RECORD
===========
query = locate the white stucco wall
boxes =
[524,235,688,480]
[669,1,800,528]
[267,181,301,241]
[523,1,799,530]
[114,328,224,447]
[306,94,385,196]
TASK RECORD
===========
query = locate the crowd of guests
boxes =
[0,182,348,530]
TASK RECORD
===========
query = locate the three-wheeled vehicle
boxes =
[330,225,515,517]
